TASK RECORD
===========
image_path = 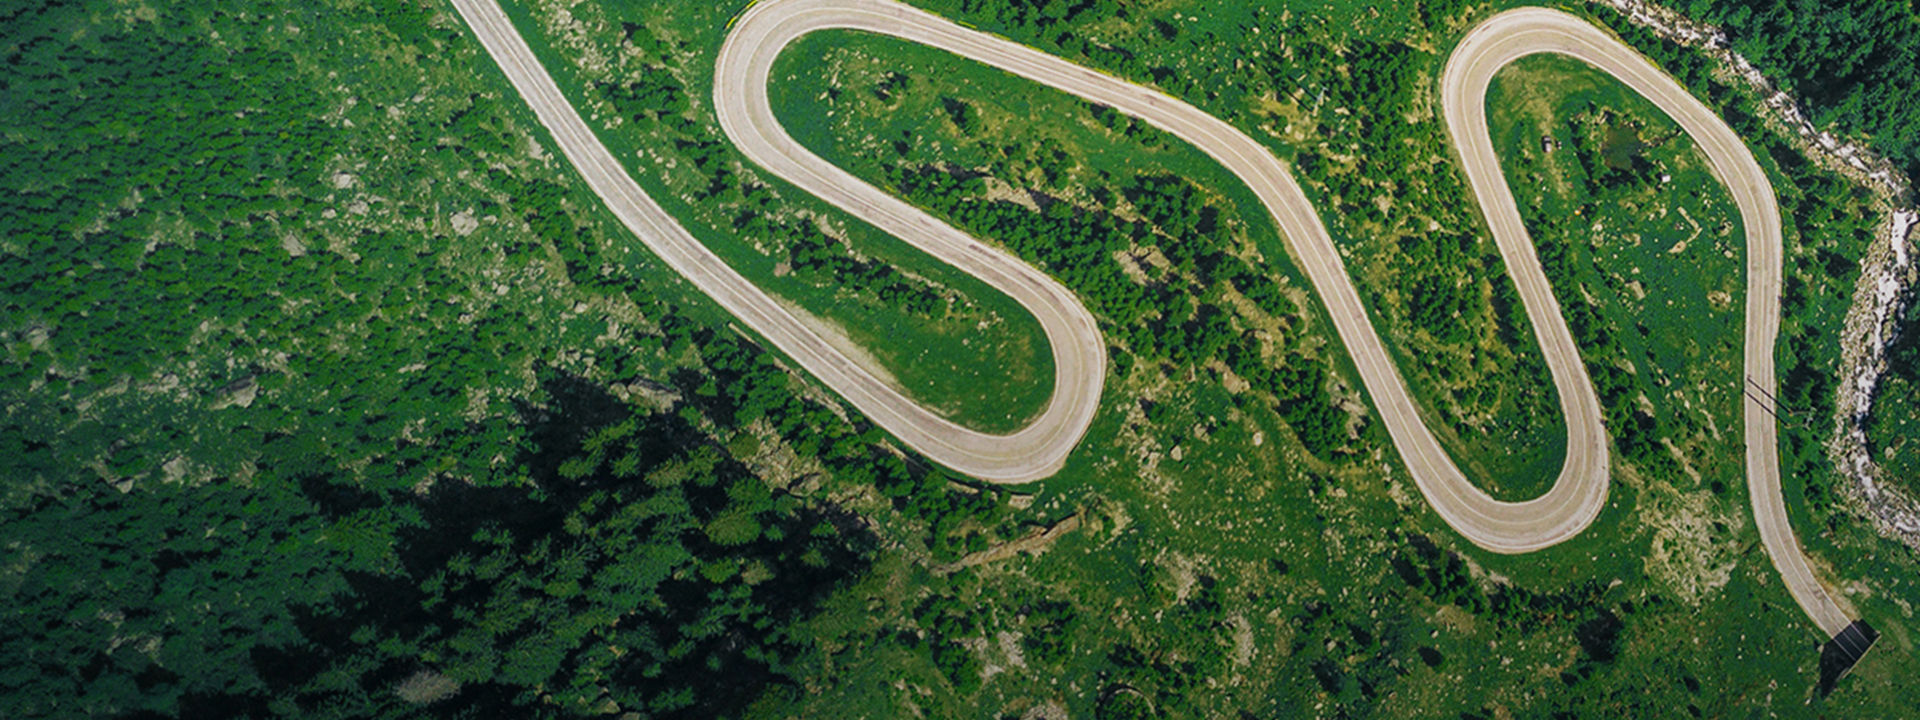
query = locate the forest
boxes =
[922,0,1891,502]
[920,0,1583,496]
[4,0,1919,717]
[878,159,1362,457]
[0,0,1014,715]
[1685,0,1920,181]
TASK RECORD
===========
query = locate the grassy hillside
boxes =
[1,0,1914,717]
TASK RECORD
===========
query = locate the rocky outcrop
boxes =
[1835,211,1920,548]
[1587,0,1911,200]
[1589,0,1920,549]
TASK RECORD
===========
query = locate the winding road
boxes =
[450,0,1854,639]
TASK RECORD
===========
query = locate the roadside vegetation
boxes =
[1489,53,1746,501]
[772,32,1367,462]
[1682,0,1920,181]
[2,0,1916,718]
[496,0,1055,433]
[757,0,1920,716]
[1585,15,1920,702]
[1670,0,1920,511]
[903,0,1572,499]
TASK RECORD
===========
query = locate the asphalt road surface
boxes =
[1442,8,1852,637]
[452,0,1853,638]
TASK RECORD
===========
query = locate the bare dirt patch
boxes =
[933,513,1081,575]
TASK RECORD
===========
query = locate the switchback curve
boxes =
[450,0,1853,638]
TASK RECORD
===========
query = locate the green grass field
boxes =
[729,5,1917,717]
[493,0,1056,433]
[1489,53,1748,500]
[6,0,1916,716]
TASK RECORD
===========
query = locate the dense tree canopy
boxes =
[1687,0,1920,179]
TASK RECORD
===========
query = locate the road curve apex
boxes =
[715,0,1108,484]
[454,0,1855,637]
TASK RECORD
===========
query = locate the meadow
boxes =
[1,0,1914,716]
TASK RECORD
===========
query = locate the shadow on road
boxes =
[1817,620,1879,696]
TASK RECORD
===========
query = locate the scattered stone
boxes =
[1834,209,1920,550]
[622,377,682,412]
[1584,7,1920,549]
[451,209,478,236]
[162,456,189,484]
[996,630,1028,669]
[393,669,460,705]
[209,377,258,410]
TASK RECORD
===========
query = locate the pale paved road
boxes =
[453,0,1852,637]
[1444,9,1851,637]
[450,0,1103,483]
[717,0,1607,550]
